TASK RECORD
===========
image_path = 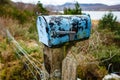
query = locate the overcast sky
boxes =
[11,0,120,5]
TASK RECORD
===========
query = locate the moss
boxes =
[77,64,107,79]
[1,62,33,80]
[0,39,7,51]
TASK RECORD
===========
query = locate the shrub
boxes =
[34,1,48,15]
[64,2,82,15]
[98,12,117,31]
[98,12,120,46]
[0,4,35,24]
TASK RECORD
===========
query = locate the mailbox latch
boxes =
[51,31,76,40]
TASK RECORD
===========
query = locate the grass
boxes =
[0,16,44,80]
[66,20,120,79]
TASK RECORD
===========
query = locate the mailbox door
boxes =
[37,16,49,46]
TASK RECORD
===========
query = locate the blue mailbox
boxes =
[37,14,91,47]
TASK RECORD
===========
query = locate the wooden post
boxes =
[62,54,77,80]
[43,42,78,80]
[43,46,64,80]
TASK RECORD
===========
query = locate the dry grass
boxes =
[0,17,44,80]
[64,20,120,79]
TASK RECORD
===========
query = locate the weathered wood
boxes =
[62,54,77,80]
[43,42,78,80]
[43,46,64,80]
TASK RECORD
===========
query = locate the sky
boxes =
[11,0,120,5]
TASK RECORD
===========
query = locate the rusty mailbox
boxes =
[37,14,91,47]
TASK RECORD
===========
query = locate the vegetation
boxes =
[0,4,33,24]
[64,2,82,15]
[0,0,48,24]
[0,0,120,80]
[34,1,48,14]
[97,12,120,73]
[98,12,120,45]
[98,12,118,31]
[0,0,10,5]
[72,12,120,79]
[0,1,47,80]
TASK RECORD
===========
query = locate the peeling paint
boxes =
[37,15,91,47]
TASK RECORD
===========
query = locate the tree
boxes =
[35,1,48,15]
[74,2,82,14]
[64,2,82,15]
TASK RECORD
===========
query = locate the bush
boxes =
[98,12,120,46]
[64,2,82,15]
[98,12,117,31]
[0,4,35,24]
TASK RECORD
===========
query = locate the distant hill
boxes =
[45,3,120,11]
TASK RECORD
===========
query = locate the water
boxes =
[82,11,120,22]
[59,11,120,22]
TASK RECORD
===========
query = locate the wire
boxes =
[14,47,38,80]
[6,30,49,80]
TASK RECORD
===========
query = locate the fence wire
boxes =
[6,29,49,80]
